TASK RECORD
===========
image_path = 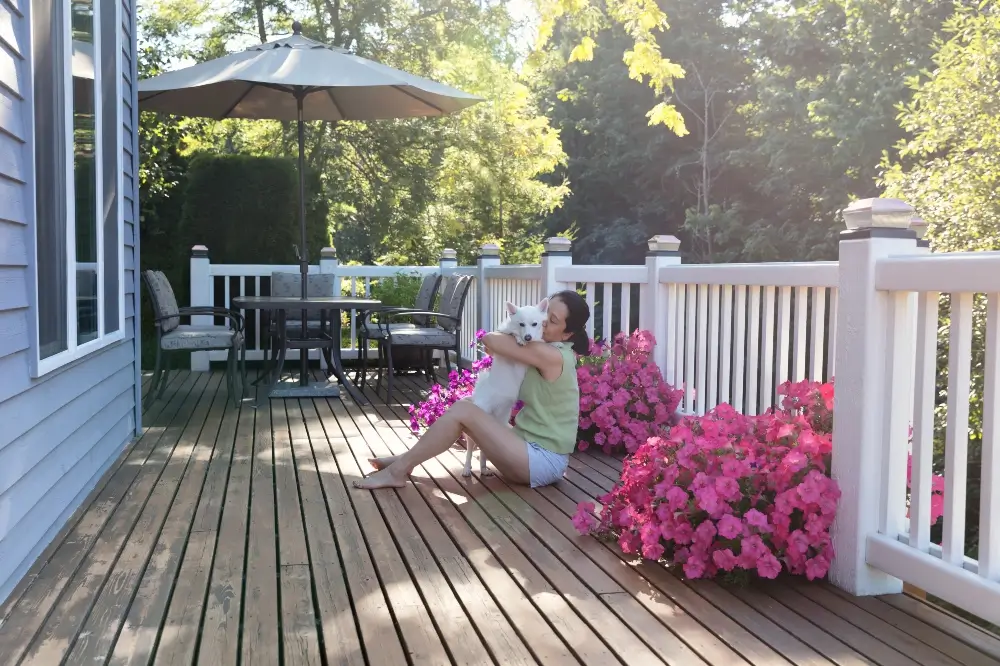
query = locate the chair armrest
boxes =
[383,310,460,325]
[362,306,424,326]
[176,306,245,331]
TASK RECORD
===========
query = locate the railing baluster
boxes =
[776,286,792,403]
[746,286,761,415]
[943,292,973,566]
[761,286,776,410]
[810,287,827,382]
[685,285,697,414]
[982,293,1000,581]
[910,290,939,553]
[707,284,720,412]
[792,286,808,382]
[720,285,733,405]
[733,285,747,413]
[827,288,839,380]
[696,284,708,415]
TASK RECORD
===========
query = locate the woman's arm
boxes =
[482,332,564,380]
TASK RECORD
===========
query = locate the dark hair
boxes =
[550,289,591,355]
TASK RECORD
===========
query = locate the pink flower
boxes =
[712,549,739,571]
[717,514,743,540]
[756,553,782,579]
[572,502,598,535]
[744,509,772,533]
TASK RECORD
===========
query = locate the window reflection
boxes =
[72,0,99,344]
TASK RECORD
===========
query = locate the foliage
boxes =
[530,0,687,132]
[728,0,955,262]
[429,44,570,264]
[177,153,330,266]
[140,0,569,269]
[368,272,426,308]
[881,3,1000,557]
[573,380,945,583]
[576,330,684,454]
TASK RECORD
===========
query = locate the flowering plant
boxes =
[572,379,947,583]
[576,330,684,455]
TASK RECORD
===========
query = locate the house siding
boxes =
[0,0,141,605]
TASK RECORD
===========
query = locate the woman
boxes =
[353,289,591,490]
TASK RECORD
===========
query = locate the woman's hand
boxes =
[481,331,564,380]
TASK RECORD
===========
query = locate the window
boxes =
[31,0,123,375]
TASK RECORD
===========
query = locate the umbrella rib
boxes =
[218,83,258,119]
[391,85,446,115]
[325,89,346,120]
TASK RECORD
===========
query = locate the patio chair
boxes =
[354,272,442,389]
[373,274,474,404]
[262,272,338,373]
[142,270,247,406]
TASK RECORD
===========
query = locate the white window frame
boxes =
[29,0,126,377]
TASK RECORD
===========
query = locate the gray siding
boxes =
[0,0,140,604]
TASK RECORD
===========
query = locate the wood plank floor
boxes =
[1,368,999,666]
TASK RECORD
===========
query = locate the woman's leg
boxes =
[353,400,530,489]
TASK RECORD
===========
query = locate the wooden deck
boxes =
[1,370,999,666]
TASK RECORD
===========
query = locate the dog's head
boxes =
[500,298,549,345]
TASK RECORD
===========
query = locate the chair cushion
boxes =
[145,270,181,332]
[386,327,457,347]
[161,325,240,351]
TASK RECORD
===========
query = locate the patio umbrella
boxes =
[138,21,482,298]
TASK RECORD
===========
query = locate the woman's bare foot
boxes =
[353,467,407,489]
[368,455,399,471]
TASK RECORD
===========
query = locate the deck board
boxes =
[0,369,997,666]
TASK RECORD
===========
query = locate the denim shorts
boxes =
[526,441,569,488]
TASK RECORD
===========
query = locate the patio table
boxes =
[233,295,381,406]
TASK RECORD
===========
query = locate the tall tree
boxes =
[732,0,954,261]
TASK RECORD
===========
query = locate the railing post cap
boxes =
[648,235,681,252]
[191,245,209,258]
[479,242,500,256]
[909,215,929,239]
[543,236,572,253]
[440,248,458,260]
[842,197,914,230]
[320,246,337,258]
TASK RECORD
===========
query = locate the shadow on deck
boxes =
[1,369,998,665]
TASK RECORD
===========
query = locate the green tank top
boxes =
[511,342,579,455]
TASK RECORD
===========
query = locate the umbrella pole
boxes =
[297,91,309,387]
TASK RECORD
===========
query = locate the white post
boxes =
[540,236,573,297]
[317,247,339,371]
[189,245,211,371]
[320,246,340,293]
[640,235,682,380]
[830,197,919,596]
[436,249,459,367]
[439,248,458,276]
[476,243,501,334]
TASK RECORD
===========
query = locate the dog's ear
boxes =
[537,297,549,312]
[505,301,518,315]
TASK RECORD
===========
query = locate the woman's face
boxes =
[542,297,572,343]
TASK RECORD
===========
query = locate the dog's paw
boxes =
[461,468,473,477]
[481,468,495,477]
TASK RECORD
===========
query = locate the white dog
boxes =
[463,298,549,477]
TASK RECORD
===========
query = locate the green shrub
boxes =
[369,271,426,308]
[178,153,330,266]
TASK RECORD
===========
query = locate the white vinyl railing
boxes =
[184,198,1000,626]
[658,263,839,416]
[850,247,1000,626]
[188,247,468,368]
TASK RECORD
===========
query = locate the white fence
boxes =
[184,197,1000,624]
